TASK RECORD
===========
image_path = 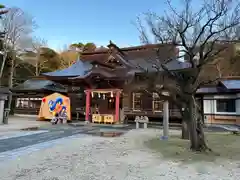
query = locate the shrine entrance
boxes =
[84,89,122,124]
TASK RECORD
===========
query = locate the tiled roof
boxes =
[220,80,240,90]
[81,44,177,64]
[0,87,11,94]
[12,79,67,92]
[127,58,190,72]
[42,43,190,79]
[196,87,224,94]
[197,79,240,94]
[42,60,92,77]
[70,66,129,79]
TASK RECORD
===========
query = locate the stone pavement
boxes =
[0,125,96,153]
[0,133,87,163]
[0,125,129,164]
[0,116,49,134]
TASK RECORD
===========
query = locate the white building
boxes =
[197,79,240,125]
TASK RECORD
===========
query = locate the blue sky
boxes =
[2,0,174,51]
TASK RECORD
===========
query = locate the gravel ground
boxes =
[0,129,239,180]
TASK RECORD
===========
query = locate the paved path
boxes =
[0,116,49,132]
[0,125,96,153]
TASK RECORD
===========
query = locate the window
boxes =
[132,92,142,111]
[216,99,236,113]
[16,98,29,108]
[16,98,42,109]
[152,93,163,112]
[29,98,42,109]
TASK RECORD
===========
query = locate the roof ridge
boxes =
[81,43,174,55]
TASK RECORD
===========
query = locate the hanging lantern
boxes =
[110,91,113,98]
[91,92,94,98]
[42,98,46,103]
[98,93,101,98]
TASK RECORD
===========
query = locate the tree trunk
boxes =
[0,52,7,85]
[187,98,210,152]
[180,109,189,140]
[35,52,40,76]
[35,62,39,76]
[4,57,14,124]
[181,119,189,140]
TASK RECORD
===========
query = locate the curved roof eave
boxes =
[42,60,93,77]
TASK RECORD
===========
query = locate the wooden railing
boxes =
[124,108,181,118]
[71,107,181,118]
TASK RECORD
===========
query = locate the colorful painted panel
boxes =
[38,93,71,121]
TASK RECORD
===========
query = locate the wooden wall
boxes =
[122,80,181,118]
[205,115,240,125]
[13,92,47,115]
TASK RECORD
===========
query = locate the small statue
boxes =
[135,116,140,122]
[144,116,149,122]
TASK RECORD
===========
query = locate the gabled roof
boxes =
[42,60,92,77]
[81,41,189,72]
[42,42,191,80]
[12,79,67,92]
[81,42,177,65]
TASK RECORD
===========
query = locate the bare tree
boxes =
[19,37,49,76]
[0,7,35,79]
[0,6,9,80]
[0,7,35,123]
[136,0,240,151]
[31,37,48,76]
[59,45,78,69]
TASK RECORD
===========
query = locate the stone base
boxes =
[135,122,148,129]
[85,121,90,124]
[161,136,168,140]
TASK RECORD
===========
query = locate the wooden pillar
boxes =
[85,90,91,122]
[162,100,169,140]
[115,90,120,123]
